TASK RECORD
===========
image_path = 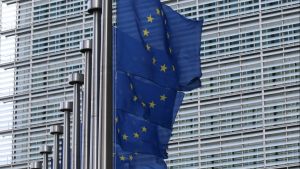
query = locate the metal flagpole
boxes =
[60,101,73,169]
[80,39,92,169]
[50,125,63,169]
[99,0,113,167]
[87,1,102,169]
[69,73,84,169]
[39,145,52,169]
[30,161,42,169]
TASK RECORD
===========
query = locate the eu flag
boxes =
[114,0,203,167]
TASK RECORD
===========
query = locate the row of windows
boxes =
[202,37,299,59]
[173,111,299,139]
[18,1,84,25]
[199,142,300,160]
[199,98,298,118]
[175,0,298,21]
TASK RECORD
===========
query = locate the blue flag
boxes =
[114,0,203,167]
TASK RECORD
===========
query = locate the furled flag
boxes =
[114,0,203,167]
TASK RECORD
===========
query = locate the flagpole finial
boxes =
[50,125,63,135]
[39,145,52,155]
[59,101,73,112]
[87,0,101,14]
[69,73,84,85]
[80,39,92,53]
[30,161,42,169]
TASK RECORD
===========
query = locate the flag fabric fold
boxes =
[114,0,203,167]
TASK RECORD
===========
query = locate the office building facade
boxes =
[166,0,300,169]
[0,0,299,169]
[0,0,93,168]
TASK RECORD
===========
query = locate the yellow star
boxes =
[147,15,154,23]
[141,126,147,133]
[133,132,140,138]
[129,155,133,161]
[120,155,126,161]
[130,83,133,90]
[166,32,170,39]
[160,64,167,72]
[172,65,176,71]
[169,48,172,54]
[115,117,118,123]
[145,44,151,51]
[122,134,128,141]
[160,95,167,101]
[152,57,157,65]
[133,95,138,101]
[141,102,146,107]
[156,8,161,15]
[149,101,156,108]
[143,29,150,37]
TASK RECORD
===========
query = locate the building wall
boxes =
[0,1,16,168]
[165,0,300,169]
[1,0,92,168]
[0,0,299,169]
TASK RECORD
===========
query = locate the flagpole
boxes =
[39,145,52,169]
[69,73,84,169]
[50,125,63,169]
[99,0,113,167]
[80,39,92,169]
[60,101,73,169]
[87,1,102,169]
[30,161,42,169]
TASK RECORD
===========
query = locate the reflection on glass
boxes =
[1,3,16,31]
[0,134,12,165]
[0,35,15,63]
